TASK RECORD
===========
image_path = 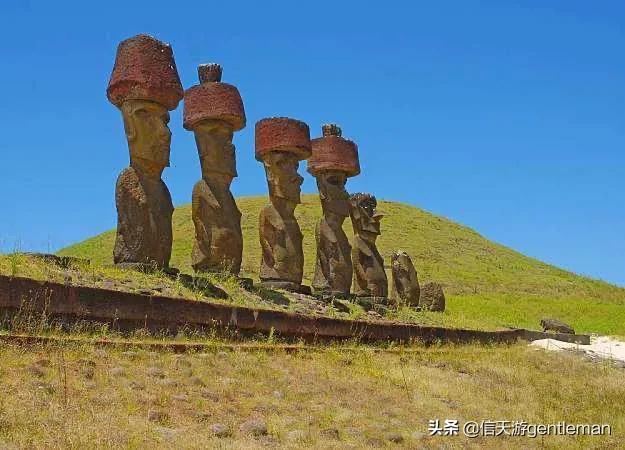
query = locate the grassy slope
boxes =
[0,338,622,449]
[58,194,625,335]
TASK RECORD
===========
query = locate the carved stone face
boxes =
[316,170,349,218]
[391,251,410,271]
[193,119,237,180]
[350,193,383,239]
[263,152,304,205]
[121,99,171,175]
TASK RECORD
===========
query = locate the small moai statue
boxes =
[349,193,388,298]
[183,64,245,274]
[390,250,420,307]
[106,34,183,270]
[255,117,312,292]
[308,124,360,296]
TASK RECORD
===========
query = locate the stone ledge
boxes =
[0,274,590,345]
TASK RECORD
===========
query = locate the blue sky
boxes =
[1,0,624,286]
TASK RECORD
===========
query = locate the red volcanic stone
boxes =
[183,83,246,131]
[107,34,183,111]
[255,117,312,161]
[308,125,360,177]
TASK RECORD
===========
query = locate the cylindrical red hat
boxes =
[255,117,312,161]
[308,124,360,177]
[183,63,246,131]
[106,34,183,111]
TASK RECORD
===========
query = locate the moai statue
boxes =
[308,124,360,296]
[106,34,183,270]
[255,117,312,292]
[183,64,245,274]
[349,193,388,298]
[390,250,420,307]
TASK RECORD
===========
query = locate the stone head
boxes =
[193,119,237,182]
[316,170,350,218]
[350,193,383,239]
[121,99,171,176]
[262,151,304,206]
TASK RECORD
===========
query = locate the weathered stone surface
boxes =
[239,418,268,436]
[390,250,420,307]
[185,66,244,274]
[309,124,358,296]
[108,35,182,269]
[541,318,575,334]
[256,118,311,288]
[349,193,388,298]
[419,282,446,312]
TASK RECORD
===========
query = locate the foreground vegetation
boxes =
[0,337,621,449]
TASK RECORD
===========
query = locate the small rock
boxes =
[384,432,404,443]
[285,429,307,442]
[147,367,165,378]
[154,426,177,440]
[239,418,268,436]
[128,380,145,390]
[109,367,125,377]
[84,381,97,390]
[27,364,45,378]
[33,381,55,394]
[200,389,219,401]
[157,378,178,387]
[344,427,363,438]
[147,409,167,423]
[216,351,229,359]
[121,351,138,360]
[188,376,205,386]
[272,390,284,399]
[541,318,575,334]
[418,282,446,312]
[210,423,231,438]
[172,394,188,402]
[411,431,426,440]
[321,428,340,440]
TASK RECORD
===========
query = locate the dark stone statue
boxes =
[183,64,246,274]
[349,193,387,298]
[308,124,360,296]
[255,118,312,292]
[390,250,420,307]
[106,35,183,269]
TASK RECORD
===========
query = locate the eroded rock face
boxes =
[349,193,387,297]
[390,250,420,307]
[184,64,245,274]
[255,118,311,290]
[308,124,360,296]
[107,35,183,269]
[419,282,445,312]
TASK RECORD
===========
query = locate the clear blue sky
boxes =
[1,0,623,286]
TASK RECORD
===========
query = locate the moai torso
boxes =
[313,216,352,294]
[114,166,174,267]
[350,193,388,297]
[191,179,243,273]
[390,250,420,306]
[106,34,183,269]
[259,201,304,283]
[184,64,246,275]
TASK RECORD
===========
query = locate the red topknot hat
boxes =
[183,63,246,131]
[255,117,312,161]
[107,34,183,111]
[308,124,360,177]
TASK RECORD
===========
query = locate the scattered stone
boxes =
[210,423,232,438]
[109,367,125,377]
[147,367,166,378]
[285,429,307,442]
[27,364,45,378]
[121,351,138,360]
[411,431,426,440]
[272,390,284,399]
[200,389,219,401]
[239,418,268,436]
[157,378,178,387]
[33,381,55,394]
[418,282,446,312]
[188,376,205,386]
[84,381,97,390]
[128,380,145,390]
[344,427,363,438]
[384,432,404,444]
[154,426,178,440]
[321,428,340,440]
[172,394,188,402]
[541,318,575,334]
[147,409,167,423]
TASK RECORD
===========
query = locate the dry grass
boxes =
[0,340,622,449]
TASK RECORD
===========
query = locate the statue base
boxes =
[259,280,312,295]
[355,296,389,314]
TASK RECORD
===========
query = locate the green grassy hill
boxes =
[58,194,625,334]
